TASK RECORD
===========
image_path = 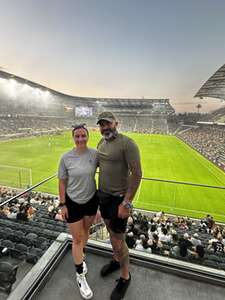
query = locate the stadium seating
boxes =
[0,261,18,294]
[178,124,225,170]
[26,247,43,264]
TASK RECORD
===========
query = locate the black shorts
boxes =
[65,192,99,223]
[98,190,128,234]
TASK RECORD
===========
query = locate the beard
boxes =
[102,128,118,140]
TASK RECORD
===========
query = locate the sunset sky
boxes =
[1,0,225,112]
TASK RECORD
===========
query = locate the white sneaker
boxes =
[83,261,88,274]
[76,272,93,299]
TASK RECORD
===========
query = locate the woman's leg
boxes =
[69,219,93,299]
[68,219,85,265]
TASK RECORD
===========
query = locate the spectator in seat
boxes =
[190,233,202,247]
[7,207,18,219]
[178,233,193,257]
[190,245,205,259]
[16,206,28,221]
[126,232,136,249]
[0,207,7,218]
[212,234,225,254]
[148,233,163,254]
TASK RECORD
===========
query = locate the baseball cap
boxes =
[97,111,116,124]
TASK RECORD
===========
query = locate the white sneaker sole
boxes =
[76,280,93,299]
[76,278,93,299]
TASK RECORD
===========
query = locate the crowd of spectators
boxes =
[0,114,171,137]
[0,186,101,225]
[1,186,225,271]
[0,115,70,139]
[178,125,225,170]
[0,186,60,222]
[0,186,68,294]
[125,210,225,265]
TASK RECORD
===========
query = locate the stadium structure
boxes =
[195,64,225,101]
[0,70,175,135]
[195,63,225,124]
[0,67,225,299]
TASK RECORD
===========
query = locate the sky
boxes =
[0,0,225,113]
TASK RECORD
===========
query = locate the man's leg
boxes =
[105,220,129,279]
[103,219,129,279]
[110,235,129,280]
[83,215,96,247]
[104,220,131,300]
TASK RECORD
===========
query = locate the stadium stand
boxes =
[1,186,225,273]
[125,210,225,266]
[1,184,225,299]
[178,124,225,171]
[1,67,225,298]
[199,106,225,123]
[0,70,175,136]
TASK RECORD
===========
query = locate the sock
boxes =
[121,273,131,281]
[75,262,83,274]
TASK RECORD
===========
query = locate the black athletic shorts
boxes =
[97,190,128,234]
[65,192,99,223]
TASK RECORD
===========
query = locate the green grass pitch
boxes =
[0,131,225,222]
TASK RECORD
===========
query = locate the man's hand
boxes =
[118,204,130,219]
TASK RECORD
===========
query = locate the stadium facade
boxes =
[0,70,175,133]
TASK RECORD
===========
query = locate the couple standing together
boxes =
[58,112,142,300]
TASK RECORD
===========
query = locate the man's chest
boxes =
[98,142,124,162]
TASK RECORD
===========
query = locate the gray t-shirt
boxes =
[58,148,98,204]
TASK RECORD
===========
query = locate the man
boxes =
[97,112,142,300]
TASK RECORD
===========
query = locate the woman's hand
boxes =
[60,205,68,221]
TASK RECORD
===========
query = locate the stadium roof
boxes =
[0,69,87,102]
[0,70,169,106]
[195,64,225,101]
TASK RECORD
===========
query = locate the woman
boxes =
[58,124,98,299]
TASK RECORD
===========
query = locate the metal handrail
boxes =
[0,173,57,207]
[1,173,225,208]
[141,176,225,190]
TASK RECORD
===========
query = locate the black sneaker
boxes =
[100,259,120,277]
[110,274,131,300]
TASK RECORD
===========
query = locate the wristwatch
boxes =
[121,200,133,209]
[58,202,66,207]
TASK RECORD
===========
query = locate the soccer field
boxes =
[1,132,225,222]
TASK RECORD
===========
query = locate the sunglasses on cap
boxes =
[72,123,87,130]
[72,123,89,135]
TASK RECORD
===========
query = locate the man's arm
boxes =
[118,160,142,218]
[118,138,142,218]
[124,160,142,203]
